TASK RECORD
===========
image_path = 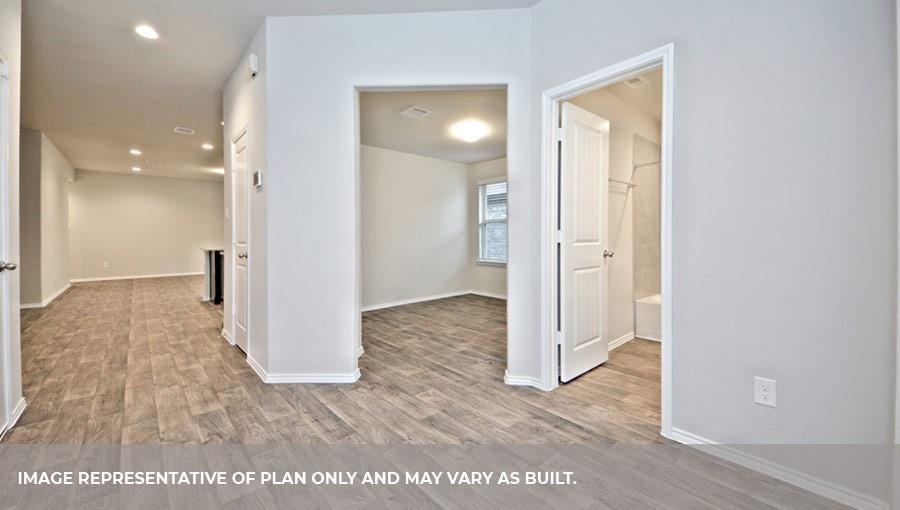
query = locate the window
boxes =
[478,180,508,264]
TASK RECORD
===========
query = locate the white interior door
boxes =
[559,102,610,383]
[233,133,249,354]
[0,60,20,429]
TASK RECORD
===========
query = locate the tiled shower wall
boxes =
[632,135,660,299]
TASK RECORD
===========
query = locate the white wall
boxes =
[361,145,469,308]
[223,20,268,366]
[569,89,660,344]
[254,10,531,377]
[468,157,507,297]
[532,0,895,449]
[69,170,224,280]
[39,133,73,299]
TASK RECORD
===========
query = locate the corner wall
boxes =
[261,10,531,377]
[223,20,268,367]
[360,145,469,309]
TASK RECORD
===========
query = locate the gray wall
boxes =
[18,128,40,304]
[532,0,896,446]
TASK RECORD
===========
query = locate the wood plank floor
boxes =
[2,276,852,508]
[8,276,662,445]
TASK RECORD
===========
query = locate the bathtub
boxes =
[635,294,661,342]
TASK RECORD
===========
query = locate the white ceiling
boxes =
[22,0,536,181]
[360,89,507,164]
[605,68,663,121]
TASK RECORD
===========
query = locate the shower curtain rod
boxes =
[633,160,660,169]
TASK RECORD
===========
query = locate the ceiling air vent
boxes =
[399,106,431,119]
[173,126,195,135]
[623,75,650,89]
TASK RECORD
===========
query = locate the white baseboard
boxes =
[221,328,234,345]
[361,290,469,312]
[20,283,71,309]
[666,428,889,510]
[0,397,27,441]
[248,354,361,384]
[362,289,508,312]
[70,271,203,283]
[504,370,554,391]
[608,331,635,351]
[468,290,507,300]
[356,345,364,359]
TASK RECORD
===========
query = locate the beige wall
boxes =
[69,170,224,281]
[467,157,507,297]
[40,132,74,299]
[570,88,660,343]
[18,128,73,306]
[361,145,469,308]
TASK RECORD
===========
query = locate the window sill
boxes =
[477,260,507,268]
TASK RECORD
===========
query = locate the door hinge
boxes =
[555,229,564,243]
[555,127,565,142]
[556,330,563,345]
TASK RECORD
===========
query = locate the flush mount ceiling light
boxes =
[201,143,214,151]
[449,119,491,143]
[131,167,142,172]
[134,24,159,40]
[129,148,142,156]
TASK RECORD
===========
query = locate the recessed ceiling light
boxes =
[129,148,142,156]
[201,143,214,151]
[131,167,142,172]
[212,168,225,175]
[135,24,159,40]
[220,121,225,126]
[449,119,491,143]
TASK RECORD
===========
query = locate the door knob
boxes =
[0,260,17,271]
[603,250,614,259]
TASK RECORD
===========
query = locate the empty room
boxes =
[358,88,510,396]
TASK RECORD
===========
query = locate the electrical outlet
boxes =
[754,377,776,408]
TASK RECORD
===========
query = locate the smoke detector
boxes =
[623,75,650,89]
[173,126,195,135]
[400,106,431,119]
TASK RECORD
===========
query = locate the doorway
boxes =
[541,45,674,436]
[354,85,509,381]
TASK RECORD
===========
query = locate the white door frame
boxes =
[540,44,675,437]
[229,128,250,354]
[0,52,23,438]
